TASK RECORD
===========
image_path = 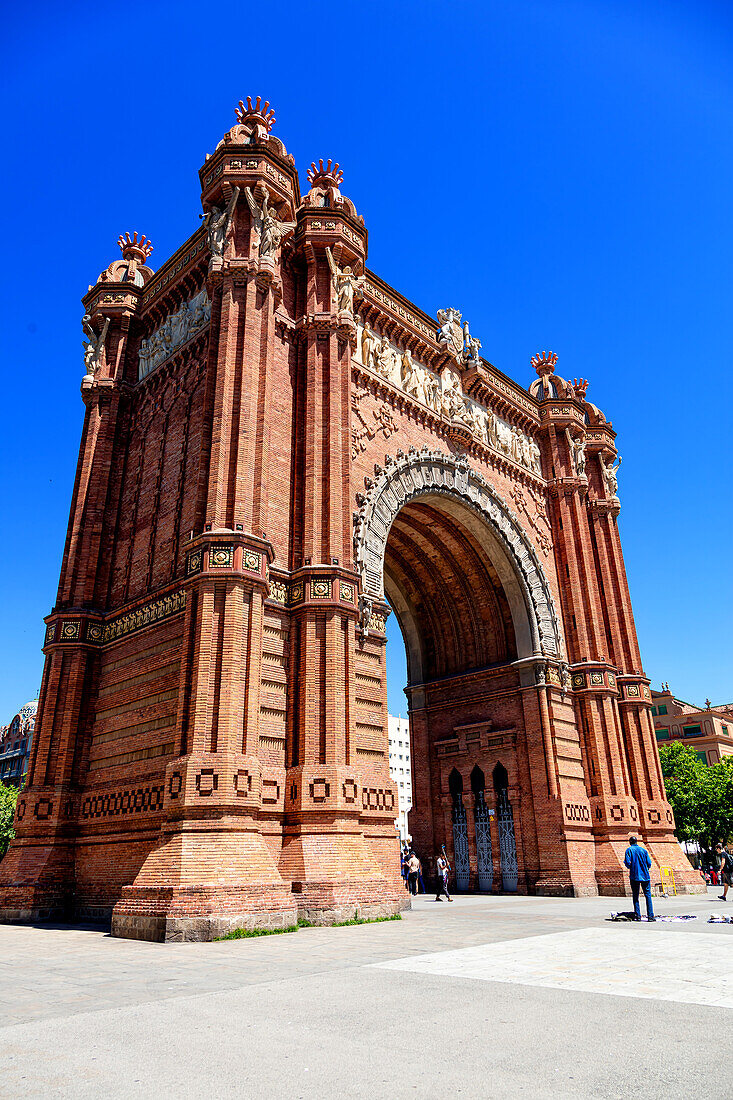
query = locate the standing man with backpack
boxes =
[624,835,655,922]
[716,842,733,902]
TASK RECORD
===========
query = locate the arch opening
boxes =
[371,460,556,894]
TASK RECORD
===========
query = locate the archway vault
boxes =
[353,447,564,662]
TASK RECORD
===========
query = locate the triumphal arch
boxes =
[0,99,700,939]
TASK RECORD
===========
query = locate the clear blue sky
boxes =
[0,0,731,721]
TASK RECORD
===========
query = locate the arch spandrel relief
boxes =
[353,448,564,660]
[353,318,542,476]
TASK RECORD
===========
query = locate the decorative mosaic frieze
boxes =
[209,545,234,568]
[243,550,261,572]
[102,590,186,645]
[310,579,332,599]
[186,547,204,576]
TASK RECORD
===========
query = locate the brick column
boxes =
[586,447,701,892]
[278,215,404,921]
[0,290,136,921]
[542,407,635,891]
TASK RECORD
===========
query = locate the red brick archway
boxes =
[0,101,701,941]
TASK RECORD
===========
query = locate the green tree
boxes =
[0,783,18,859]
[659,741,733,855]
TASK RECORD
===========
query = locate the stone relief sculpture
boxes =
[436,307,465,359]
[566,430,587,478]
[203,187,240,261]
[82,314,110,379]
[138,287,211,380]
[353,320,542,476]
[245,187,295,261]
[326,247,366,315]
[601,455,621,498]
[462,320,482,365]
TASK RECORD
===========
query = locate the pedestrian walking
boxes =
[716,842,733,902]
[435,852,453,902]
[406,850,421,896]
[624,834,655,921]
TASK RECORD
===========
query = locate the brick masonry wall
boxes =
[0,110,702,937]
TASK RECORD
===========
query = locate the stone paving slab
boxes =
[374,926,733,1007]
[0,889,731,1098]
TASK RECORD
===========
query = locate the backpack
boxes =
[723,851,733,873]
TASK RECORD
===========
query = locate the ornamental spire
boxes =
[307,159,344,189]
[531,350,558,377]
[235,96,276,139]
[118,232,153,263]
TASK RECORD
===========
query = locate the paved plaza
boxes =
[0,888,731,1098]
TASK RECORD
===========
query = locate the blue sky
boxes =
[0,0,731,720]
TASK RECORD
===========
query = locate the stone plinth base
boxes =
[533,873,599,897]
[291,878,410,925]
[111,883,298,943]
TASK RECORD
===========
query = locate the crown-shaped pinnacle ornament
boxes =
[307,159,344,188]
[118,232,153,263]
[235,96,276,133]
[572,377,589,398]
[531,350,558,376]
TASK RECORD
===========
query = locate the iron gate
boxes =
[496,787,518,892]
[451,792,470,891]
[474,789,494,892]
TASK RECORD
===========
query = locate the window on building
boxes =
[655,729,670,741]
[683,725,703,738]
[651,707,657,716]
[723,725,729,737]
[695,751,708,765]
[657,704,668,716]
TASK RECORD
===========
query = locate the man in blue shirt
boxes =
[624,835,655,921]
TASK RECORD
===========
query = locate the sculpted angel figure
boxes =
[244,187,295,260]
[204,187,240,261]
[326,247,366,315]
[82,313,110,378]
[566,430,587,477]
[601,455,621,497]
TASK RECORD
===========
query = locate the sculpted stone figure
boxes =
[436,307,464,359]
[440,371,465,419]
[244,187,295,261]
[461,320,482,365]
[326,247,366,315]
[601,455,621,497]
[82,314,110,378]
[361,326,376,369]
[204,187,240,261]
[375,336,397,381]
[567,430,587,477]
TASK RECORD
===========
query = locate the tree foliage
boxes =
[0,783,18,859]
[659,741,733,852]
